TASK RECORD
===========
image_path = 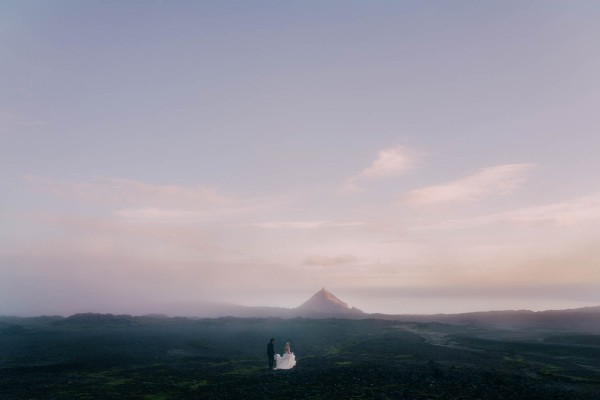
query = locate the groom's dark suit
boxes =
[267,339,275,369]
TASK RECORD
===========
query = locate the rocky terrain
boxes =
[1,316,599,399]
[2,290,599,399]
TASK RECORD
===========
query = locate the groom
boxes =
[267,338,275,370]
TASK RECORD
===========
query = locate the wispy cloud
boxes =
[113,204,277,222]
[401,164,533,205]
[302,254,360,267]
[32,214,219,254]
[343,145,417,193]
[242,220,365,229]
[24,175,285,223]
[412,191,600,230]
[113,208,211,221]
[25,175,232,208]
[499,193,600,226]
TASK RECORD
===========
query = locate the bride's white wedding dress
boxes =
[274,351,296,370]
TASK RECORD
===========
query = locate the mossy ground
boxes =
[1,318,599,399]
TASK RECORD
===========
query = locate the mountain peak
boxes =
[296,288,363,316]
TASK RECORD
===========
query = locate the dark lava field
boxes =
[1,315,599,399]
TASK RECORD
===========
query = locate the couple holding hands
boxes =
[267,338,296,370]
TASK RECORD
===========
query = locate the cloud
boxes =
[113,208,211,221]
[24,175,233,209]
[412,191,600,230]
[302,254,360,267]
[24,214,220,259]
[242,220,365,229]
[22,175,280,222]
[112,203,275,222]
[401,163,533,205]
[497,193,600,226]
[343,145,416,193]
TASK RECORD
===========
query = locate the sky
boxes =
[2,1,600,316]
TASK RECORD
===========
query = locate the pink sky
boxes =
[1,1,600,315]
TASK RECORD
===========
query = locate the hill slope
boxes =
[294,288,364,317]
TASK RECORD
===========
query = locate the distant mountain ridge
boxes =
[3,290,600,333]
[370,305,600,332]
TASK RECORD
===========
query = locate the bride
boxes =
[274,342,296,370]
